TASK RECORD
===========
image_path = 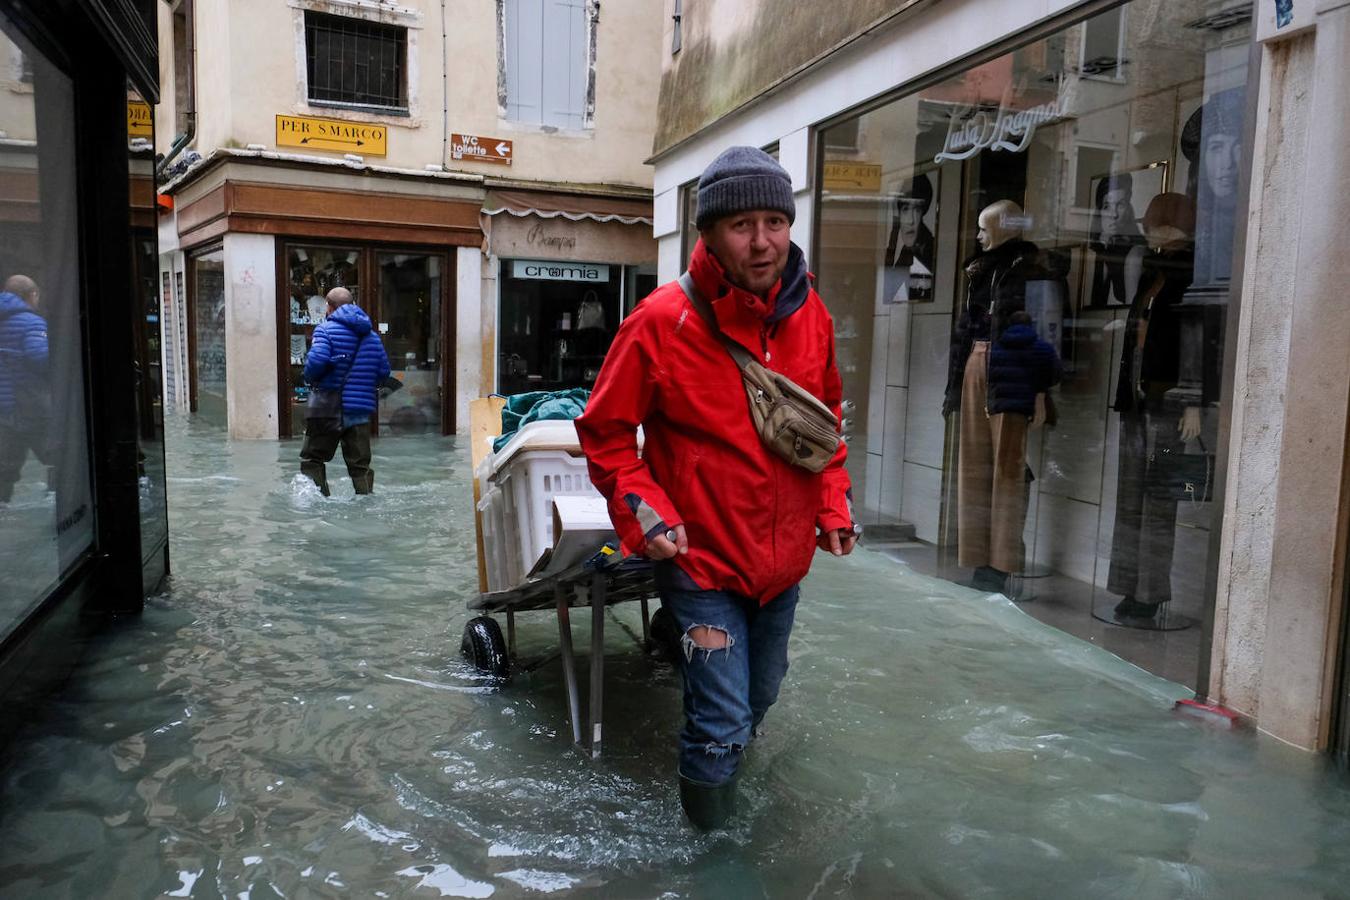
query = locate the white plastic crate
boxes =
[498,448,598,587]
[484,421,600,589]
[476,484,510,593]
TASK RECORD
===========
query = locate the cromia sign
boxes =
[934,87,1070,164]
[511,260,610,282]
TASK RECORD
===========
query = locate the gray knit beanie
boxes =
[695,146,796,230]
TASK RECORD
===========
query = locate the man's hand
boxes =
[1031,392,1048,429]
[818,527,858,557]
[1178,406,1202,442]
[646,524,688,560]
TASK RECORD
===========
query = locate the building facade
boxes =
[0,0,169,711]
[651,0,1350,755]
[156,0,660,439]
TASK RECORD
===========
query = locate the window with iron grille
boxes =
[305,11,407,112]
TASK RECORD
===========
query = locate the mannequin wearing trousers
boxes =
[1108,193,1201,620]
[945,200,1052,592]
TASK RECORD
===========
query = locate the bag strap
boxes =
[331,331,368,393]
[678,272,756,371]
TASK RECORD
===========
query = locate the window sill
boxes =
[307,99,412,120]
[498,119,595,139]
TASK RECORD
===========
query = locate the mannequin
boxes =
[946,200,1048,592]
[1107,192,1200,620]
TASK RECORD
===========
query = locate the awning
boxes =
[482,189,653,226]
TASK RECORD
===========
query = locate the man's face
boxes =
[897,199,924,244]
[701,209,791,297]
[1099,188,1133,237]
[1204,133,1240,199]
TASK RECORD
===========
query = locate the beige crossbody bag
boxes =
[678,272,841,474]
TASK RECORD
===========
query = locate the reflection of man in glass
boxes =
[0,275,52,504]
[1089,173,1146,306]
[884,174,936,301]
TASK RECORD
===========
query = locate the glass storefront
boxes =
[497,258,622,396]
[815,0,1249,684]
[282,243,451,437]
[128,84,168,571]
[0,13,97,636]
[190,246,227,427]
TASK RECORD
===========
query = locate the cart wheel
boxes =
[649,605,682,664]
[462,616,510,679]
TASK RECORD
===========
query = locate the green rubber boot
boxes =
[679,774,738,831]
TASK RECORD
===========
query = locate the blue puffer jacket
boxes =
[303,303,391,413]
[0,291,49,417]
[988,323,1061,417]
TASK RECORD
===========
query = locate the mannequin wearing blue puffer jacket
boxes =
[0,276,53,503]
[299,288,391,495]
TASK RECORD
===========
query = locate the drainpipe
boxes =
[156,0,196,181]
[440,0,449,168]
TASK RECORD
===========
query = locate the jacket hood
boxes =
[329,302,373,336]
[688,238,812,325]
[0,291,32,320]
[998,323,1038,347]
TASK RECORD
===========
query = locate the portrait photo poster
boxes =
[879,167,941,307]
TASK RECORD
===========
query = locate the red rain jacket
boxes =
[575,238,853,604]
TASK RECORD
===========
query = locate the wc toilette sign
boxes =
[934,87,1070,163]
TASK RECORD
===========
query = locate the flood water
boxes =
[4,419,1350,898]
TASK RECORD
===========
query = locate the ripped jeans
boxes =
[656,563,800,786]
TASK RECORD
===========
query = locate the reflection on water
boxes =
[3,417,1350,896]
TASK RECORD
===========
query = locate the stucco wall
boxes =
[223,232,279,440]
[653,0,928,156]
[168,0,658,189]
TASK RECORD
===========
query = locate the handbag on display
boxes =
[1146,436,1214,504]
[677,273,840,474]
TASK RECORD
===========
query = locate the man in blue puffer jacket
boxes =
[988,311,1061,418]
[300,287,391,495]
[0,275,52,504]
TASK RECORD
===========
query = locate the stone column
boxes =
[1251,0,1350,749]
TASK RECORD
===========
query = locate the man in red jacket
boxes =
[576,146,855,830]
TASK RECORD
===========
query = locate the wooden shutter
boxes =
[541,0,585,129]
[505,0,544,123]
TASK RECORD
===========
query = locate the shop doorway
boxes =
[279,242,454,438]
[187,247,226,428]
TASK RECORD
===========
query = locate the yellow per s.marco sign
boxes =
[127,101,153,137]
[275,114,387,157]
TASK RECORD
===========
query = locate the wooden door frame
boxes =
[275,238,458,438]
[368,244,456,435]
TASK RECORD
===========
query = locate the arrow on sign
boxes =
[300,136,365,148]
[495,142,511,157]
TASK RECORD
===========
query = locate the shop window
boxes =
[0,14,96,638]
[497,259,620,396]
[679,179,699,267]
[502,0,592,130]
[280,244,451,438]
[189,248,226,426]
[814,0,1248,686]
[1080,4,1127,80]
[305,10,408,112]
[127,84,167,565]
